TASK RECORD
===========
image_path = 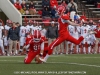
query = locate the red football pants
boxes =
[48,32,84,55]
[24,50,40,64]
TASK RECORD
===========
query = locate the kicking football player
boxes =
[24,30,45,64]
[39,5,94,62]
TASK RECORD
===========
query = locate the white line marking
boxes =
[47,62,100,68]
[0,55,100,58]
[0,59,100,68]
[68,63,100,68]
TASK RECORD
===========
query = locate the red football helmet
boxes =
[33,30,41,41]
[57,5,65,15]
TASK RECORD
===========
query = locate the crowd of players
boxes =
[0,19,47,56]
[0,18,100,56]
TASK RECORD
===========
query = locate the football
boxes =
[35,55,43,64]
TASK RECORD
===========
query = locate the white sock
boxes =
[16,50,18,54]
[79,47,81,53]
[44,54,50,61]
[76,45,79,53]
[83,47,86,53]
[70,43,74,51]
[88,46,91,53]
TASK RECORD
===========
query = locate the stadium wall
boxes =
[0,0,22,25]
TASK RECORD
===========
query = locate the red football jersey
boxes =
[94,29,100,38]
[58,14,70,35]
[29,36,45,51]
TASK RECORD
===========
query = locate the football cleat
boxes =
[39,57,46,63]
[35,55,43,64]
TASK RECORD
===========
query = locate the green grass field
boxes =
[0,54,100,75]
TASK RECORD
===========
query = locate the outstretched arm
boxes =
[61,18,81,26]
[67,20,81,26]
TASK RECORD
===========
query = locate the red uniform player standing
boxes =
[24,30,45,64]
[39,5,93,62]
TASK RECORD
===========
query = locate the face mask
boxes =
[34,38,40,42]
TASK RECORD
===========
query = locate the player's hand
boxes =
[39,53,43,57]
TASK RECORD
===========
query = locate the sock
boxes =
[16,50,18,54]
[70,43,74,51]
[88,46,91,53]
[76,45,79,53]
[44,54,50,61]
[83,47,86,53]
[79,47,80,53]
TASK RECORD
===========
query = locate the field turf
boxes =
[0,54,100,75]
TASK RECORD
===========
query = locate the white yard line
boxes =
[0,56,25,57]
[0,55,100,58]
[68,63,100,68]
[47,62,100,68]
[0,59,100,68]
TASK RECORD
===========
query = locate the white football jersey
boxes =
[35,26,42,31]
[68,25,74,36]
[5,25,10,30]
[20,26,27,37]
[26,25,33,33]
[72,26,80,39]
[31,26,37,35]
[0,26,4,39]
[90,25,96,31]
[89,25,96,41]
[81,25,91,38]
[38,26,42,31]
[41,28,47,37]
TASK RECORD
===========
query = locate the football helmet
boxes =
[33,30,41,42]
[57,5,65,15]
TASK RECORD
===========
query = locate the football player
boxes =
[4,20,11,54]
[39,5,94,62]
[19,23,27,54]
[24,30,45,64]
[0,22,5,55]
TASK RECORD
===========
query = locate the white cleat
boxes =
[39,57,46,63]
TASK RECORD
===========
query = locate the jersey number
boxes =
[22,29,26,33]
[33,45,40,51]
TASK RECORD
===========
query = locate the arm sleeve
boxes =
[61,18,69,24]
